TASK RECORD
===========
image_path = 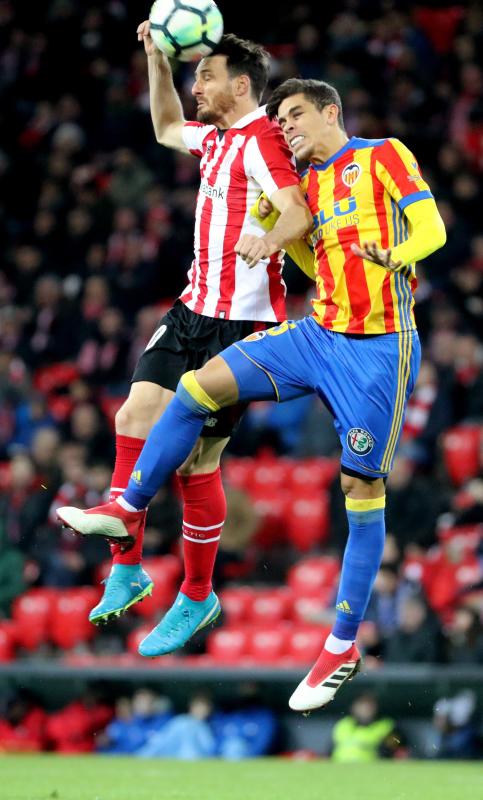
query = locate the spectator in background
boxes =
[98,689,172,755]
[138,693,216,760]
[0,519,25,617]
[444,607,483,665]
[365,564,414,639]
[384,596,443,663]
[331,693,405,763]
[431,690,481,760]
[0,690,47,753]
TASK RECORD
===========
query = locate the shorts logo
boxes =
[144,324,167,352]
[347,427,374,456]
[342,162,361,187]
[243,330,267,342]
[204,417,218,428]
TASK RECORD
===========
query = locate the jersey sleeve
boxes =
[243,125,300,200]
[181,121,216,158]
[375,138,433,211]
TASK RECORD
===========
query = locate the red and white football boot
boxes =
[289,643,362,712]
[56,500,144,547]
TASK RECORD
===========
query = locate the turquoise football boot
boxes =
[138,590,220,657]
[89,564,154,625]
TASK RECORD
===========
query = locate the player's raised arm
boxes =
[138,20,187,152]
[351,198,446,270]
[352,138,446,270]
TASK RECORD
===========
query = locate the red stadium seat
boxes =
[288,556,340,597]
[47,395,74,422]
[50,588,100,649]
[251,490,291,548]
[247,457,291,495]
[131,555,182,617]
[249,588,293,624]
[219,587,255,624]
[126,624,154,656]
[206,626,249,663]
[286,493,330,551]
[422,549,482,617]
[0,622,16,662]
[438,525,482,555]
[292,591,334,624]
[441,425,481,486]
[247,625,288,664]
[33,362,79,393]
[288,458,339,495]
[286,625,329,664]
[222,458,254,491]
[12,588,57,650]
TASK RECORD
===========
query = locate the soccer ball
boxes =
[149,0,224,62]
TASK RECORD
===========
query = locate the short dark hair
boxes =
[267,78,345,130]
[210,34,270,102]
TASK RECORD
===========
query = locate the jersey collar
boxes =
[311,136,355,170]
[230,105,267,129]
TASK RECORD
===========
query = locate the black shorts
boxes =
[132,300,273,437]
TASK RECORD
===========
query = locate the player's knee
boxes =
[340,472,385,499]
[115,394,163,436]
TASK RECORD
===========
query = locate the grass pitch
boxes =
[1,756,480,800]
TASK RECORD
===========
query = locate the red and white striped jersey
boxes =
[179,105,299,322]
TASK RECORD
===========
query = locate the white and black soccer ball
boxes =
[149,0,224,62]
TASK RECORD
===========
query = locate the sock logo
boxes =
[131,470,142,485]
[347,427,374,456]
[336,600,352,614]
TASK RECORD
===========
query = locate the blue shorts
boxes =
[220,317,421,478]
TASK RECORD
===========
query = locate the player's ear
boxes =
[234,74,250,98]
[325,103,339,126]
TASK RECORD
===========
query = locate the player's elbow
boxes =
[429,215,447,254]
[297,204,314,235]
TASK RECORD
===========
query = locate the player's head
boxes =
[267,78,345,161]
[192,34,270,124]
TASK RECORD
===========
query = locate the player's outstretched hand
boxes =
[351,241,402,271]
[235,234,276,268]
[137,20,161,58]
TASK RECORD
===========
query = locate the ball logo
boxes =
[347,427,374,456]
[342,163,361,187]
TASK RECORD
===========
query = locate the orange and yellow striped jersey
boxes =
[301,136,433,334]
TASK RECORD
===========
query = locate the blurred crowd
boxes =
[0,0,482,667]
[1,685,480,760]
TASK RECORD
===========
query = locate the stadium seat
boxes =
[0,622,16,662]
[441,425,481,486]
[249,587,293,624]
[50,588,101,649]
[131,555,182,617]
[219,587,255,624]
[292,592,334,624]
[286,625,329,664]
[422,549,482,617]
[288,556,340,597]
[33,362,79,393]
[126,624,154,656]
[247,625,288,664]
[247,457,291,495]
[251,490,291,548]
[285,493,330,551]
[12,588,57,650]
[438,525,482,555]
[206,626,249,663]
[287,458,339,495]
[222,457,254,491]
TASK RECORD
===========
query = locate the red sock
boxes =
[179,468,226,601]
[109,434,146,566]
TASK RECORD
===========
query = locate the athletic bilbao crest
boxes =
[347,427,374,456]
[342,162,361,187]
